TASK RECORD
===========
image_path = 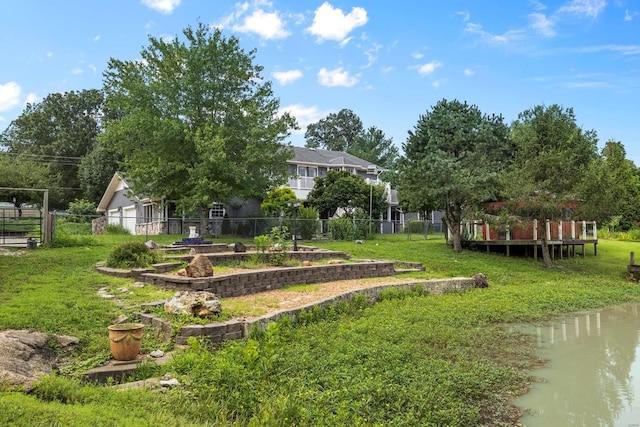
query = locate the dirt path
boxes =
[223,276,420,319]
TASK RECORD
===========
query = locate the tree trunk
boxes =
[541,238,553,269]
[451,225,463,253]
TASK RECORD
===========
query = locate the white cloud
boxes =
[140,0,181,14]
[317,67,359,87]
[625,9,639,21]
[531,0,548,11]
[93,35,101,42]
[306,2,368,42]
[464,68,475,76]
[558,0,607,18]
[464,22,526,44]
[363,43,381,68]
[47,52,53,58]
[233,9,290,39]
[381,66,394,74]
[72,68,83,75]
[417,61,442,75]
[529,13,556,36]
[88,64,97,76]
[432,80,444,88]
[0,82,21,112]
[412,51,424,59]
[24,93,38,105]
[457,10,470,22]
[278,104,332,133]
[272,69,303,85]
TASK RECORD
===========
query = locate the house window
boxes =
[209,202,225,219]
[297,166,317,177]
[143,204,153,223]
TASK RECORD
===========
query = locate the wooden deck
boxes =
[473,238,597,260]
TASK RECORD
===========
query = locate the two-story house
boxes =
[96,146,420,235]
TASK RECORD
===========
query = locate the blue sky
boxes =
[1,0,639,163]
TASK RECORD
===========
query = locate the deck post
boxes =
[582,221,587,240]
[571,220,576,239]
[593,221,597,240]
[485,222,490,240]
[546,219,551,241]
[533,219,538,241]
[558,221,563,240]
[474,221,479,240]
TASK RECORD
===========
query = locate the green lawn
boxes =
[1,232,639,426]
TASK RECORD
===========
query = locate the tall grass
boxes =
[1,234,640,425]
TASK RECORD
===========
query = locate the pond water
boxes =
[512,304,640,427]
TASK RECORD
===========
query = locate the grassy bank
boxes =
[1,234,639,426]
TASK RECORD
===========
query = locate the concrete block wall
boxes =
[137,277,482,345]
[140,261,396,297]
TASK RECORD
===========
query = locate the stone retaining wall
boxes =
[136,277,482,346]
[140,261,396,297]
[169,250,350,266]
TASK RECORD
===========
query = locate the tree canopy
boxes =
[306,170,387,220]
[304,109,399,169]
[101,23,297,212]
[397,99,512,252]
[304,109,363,152]
[501,104,599,267]
[0,89,104,208]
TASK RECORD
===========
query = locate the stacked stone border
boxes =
[137,277,483,346]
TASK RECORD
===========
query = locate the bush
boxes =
[65,199,97,223]
[297,206,320,240]
[106,241,160,269]
[328,217,355,240]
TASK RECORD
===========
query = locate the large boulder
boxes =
[164,291,222,318]
[0,330,79,389]
[185,254,213,278]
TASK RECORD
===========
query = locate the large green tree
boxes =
[576,140,640,231]
[101,23,297,212]
[349,126,399,169]
[304,109,363,152]
[502,104,598,267]
[304,109,399,169]
[0,154,53,211]
[397,99,512,252]
[306,170,387,220]
[0,89,104,208]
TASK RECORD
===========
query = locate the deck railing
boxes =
[464,220,597,241]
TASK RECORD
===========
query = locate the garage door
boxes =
[122,206,137,234]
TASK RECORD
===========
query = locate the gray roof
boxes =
[291,146,377,169]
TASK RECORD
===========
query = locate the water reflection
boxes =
[512,304,640,427]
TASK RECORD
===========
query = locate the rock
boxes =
[160,378,180,387]
[185,254,213,278]
[0,330,78,389]
[328,259,344,265]
[97,288,115,299]
[145,240,160,249]
[133,282,145,288]
[189,248,197,256]
[355,239,365,244]
[150,350,165,358]
[164,291,222,318]
[177,268,187,277]
[473,273,489,288]
[233,242,247,253]
[301,261,312,267]
[113,315,129,325]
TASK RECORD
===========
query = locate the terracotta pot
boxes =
[108,323,144,361]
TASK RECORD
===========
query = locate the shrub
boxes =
[65,199,97,223]
[328,217,355,240]
[106,241,160,269]
[297,206,320,240]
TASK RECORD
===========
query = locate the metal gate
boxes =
[0,207,42,247]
